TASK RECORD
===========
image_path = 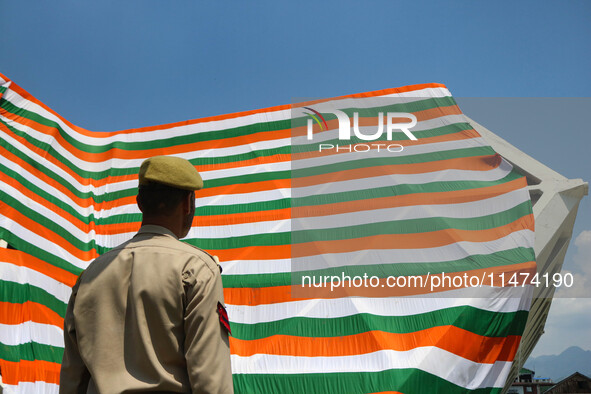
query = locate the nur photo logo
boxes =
[303,107,418,152]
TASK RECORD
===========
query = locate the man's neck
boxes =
[140,217,182,238]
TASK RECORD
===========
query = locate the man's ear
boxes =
[136,194,144,213]
[182,191,193,215]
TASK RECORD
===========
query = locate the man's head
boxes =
[136,156,203,238]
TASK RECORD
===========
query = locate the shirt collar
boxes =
[137,225,179,240]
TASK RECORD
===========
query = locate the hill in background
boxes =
[525,346,591,382]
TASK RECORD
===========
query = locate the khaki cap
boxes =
[138,156,203,190]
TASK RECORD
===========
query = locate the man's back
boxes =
[60,225,233,393]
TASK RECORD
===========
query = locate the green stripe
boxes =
[0,133,88,199]
[1,96,453,155]
[0,230,84,275]
[230,306,529,340]
[0,281,67,318]
[196,199,291,215]
[0,171,525,227]
[293,200,532,243]
[0,113,291,180]
[199,171,522,215]
[293,170,524,207]
[292,247,535,285]
[292,122,476,154]
[2,177,529,261]
[0,96,467,193]
[291,96,458,128]
[0,341,64,364]
[0,191,97,252]
[1,97,292,154]
[221,247,535,288]
[0,162,90,224]
[1,125,288,199]
[186,233,289,249]
[0,129,493,204]
[206,170,290,188]
[104,197,292,225]
[190,200,532,250]
[233,368,501,394]
[1,112,475,182]
[102,197,292,225]
[292,146,496,178]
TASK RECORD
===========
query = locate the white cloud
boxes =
[555,230,591,298]
[574,230,591,249]
[529,298,591,357]
[529,230,591,357]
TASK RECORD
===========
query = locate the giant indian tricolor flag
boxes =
[0,73,535,393]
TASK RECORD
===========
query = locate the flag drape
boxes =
[0,74,535,393]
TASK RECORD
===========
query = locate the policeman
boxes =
[60,156,233,393]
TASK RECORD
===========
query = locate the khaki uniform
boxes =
[60,225,233,394]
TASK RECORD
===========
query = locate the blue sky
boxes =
[1,0,590,360]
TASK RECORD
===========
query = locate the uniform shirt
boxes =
[59,225,233,394]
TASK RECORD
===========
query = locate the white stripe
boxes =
[2,171,526,252]
[293,135,490,169]
[231,347,512,389]
[0,152,93,217]
[167,137,290,160]
[1,113,292,176]
[1,111,472,184]
[1,110,474,199]
[2,85,450,147]
[222,229,534,275]
[227,286,533,324]
[0,180,290,251]
[0,86,455,178]
[0,120,291,201]
[1,86,291,145]
[0,112,468,190]
[375,86,452,100]
[294,88,453,119]
[1,133,292,213]
[100,174,529,238]
[0,262,72,303]
[293,230,534,272]
[0,174,137,250]
[292,188,530,232]
[1,127,496,203]
[326,87,453,107]
[94,203,141,220]
[5,183,530,251]
[192,187,529,239]
[295,113,469,145]
[95,183,291,220]
[0,322,63,347]
[191,221,290,240]
[0,128,95,194]
[0,181,97,243]
[221,258,292,275]
[196,187,291,207]
[294,158,514,198]
[200,159,510,207]
[0,182,531,254]
[201,160,290,181]
[95,159,291,195]
[98,186,291,221]
[93,231,135,250]
[2,381,59,394]
[0,215,90,269]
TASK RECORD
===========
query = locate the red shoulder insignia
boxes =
[217,302,231,335]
